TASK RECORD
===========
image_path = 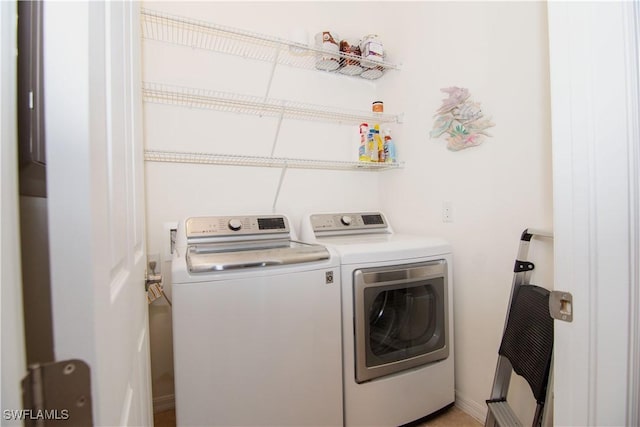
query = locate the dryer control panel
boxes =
[310,212,389,233]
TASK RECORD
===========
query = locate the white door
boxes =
[44,2,152,426]
[548,2,639,426]
[1,2,27,425]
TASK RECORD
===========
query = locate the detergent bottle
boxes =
[367,129,377,162]
[359,123,370,161]
[373,124,384,162]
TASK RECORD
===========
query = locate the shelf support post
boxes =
[264,45,281,101]
[272,163,288,213]
[270,105,285,157]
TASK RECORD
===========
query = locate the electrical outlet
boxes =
[442,201,453,223]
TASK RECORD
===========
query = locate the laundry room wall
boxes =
[376,2,554,424]
[142,1,554,423]
[142,0,395,413]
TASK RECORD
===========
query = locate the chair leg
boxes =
[532,403,545,427]
[484,411,498,427]
[540,357,554,427]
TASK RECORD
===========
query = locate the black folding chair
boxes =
[485,229,554,427]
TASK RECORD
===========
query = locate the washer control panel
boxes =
[310,212,388,232]
[186,215,289,239]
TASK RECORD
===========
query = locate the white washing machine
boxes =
[300,212,455,427]
[172,214,343,426]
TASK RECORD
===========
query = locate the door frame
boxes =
[548,1,640,425]
[1,2,28,424]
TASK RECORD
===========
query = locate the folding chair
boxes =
[485,229,554,427]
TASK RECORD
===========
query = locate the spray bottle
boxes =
[383,128,397,163]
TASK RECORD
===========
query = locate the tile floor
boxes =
[153,405,483,427]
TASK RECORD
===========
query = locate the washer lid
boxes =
[186,240,330,273]
[316,234,451,264]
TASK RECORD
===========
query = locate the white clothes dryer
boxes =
[172,214,343,427]
[300,212,455,427]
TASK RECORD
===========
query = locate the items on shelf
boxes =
[315,32,386,79]
[361,35,384,63]
[367,127,377,162]
[359,123,370,162]
[339,39,363,76]
[373,125,384,163]
[383,128,397,163]
[315,31,341,71]
[141,9,404,171]
[358,101,398,164]
[140,9,399,81]
[360,34,385,79]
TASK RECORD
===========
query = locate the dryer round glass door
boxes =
[353,260,449,383]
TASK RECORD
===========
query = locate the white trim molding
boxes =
[548,1,640,426]
[1,1,28,422]
[454,391,486,424]
[624,2,640,425]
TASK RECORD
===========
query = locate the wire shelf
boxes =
[140,8,400,80]
[142,82,400,125]
[144,150,404,171]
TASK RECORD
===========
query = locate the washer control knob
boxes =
[340,215,352,226]
[228,219,243,231]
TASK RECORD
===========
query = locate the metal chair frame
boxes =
[485,229,554,427]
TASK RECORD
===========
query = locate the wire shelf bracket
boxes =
[144,150,404,172]
[142,82,400,126]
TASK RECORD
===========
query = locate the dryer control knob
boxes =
[341,215,352,226]
[228,219,243,231]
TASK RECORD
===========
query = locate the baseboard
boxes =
[153,391,483,421]
[153,394,175,413]
[455,391,487,424]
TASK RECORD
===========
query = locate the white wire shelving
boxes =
[140,9,405,172]
[140,8,400,80]
[142,82,400,125]
[144,150,404,171]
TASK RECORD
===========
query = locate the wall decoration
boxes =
[430,87,495,151]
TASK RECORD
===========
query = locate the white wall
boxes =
[377,2,553,422]
[143,1,391,408]
[143,1,553,423]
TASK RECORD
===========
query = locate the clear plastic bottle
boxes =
[383,128,397,163]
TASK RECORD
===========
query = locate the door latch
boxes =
[145,259,162,291]
[145,259,172,306]
[549,291,573,322]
